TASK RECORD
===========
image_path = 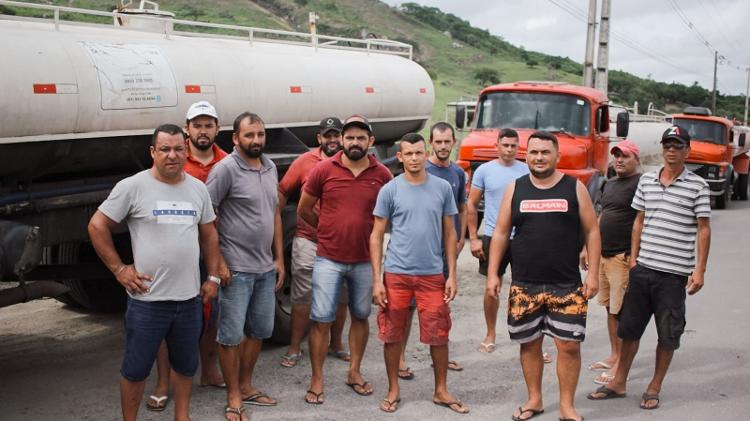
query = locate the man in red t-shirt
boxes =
[298,115,392,404]
[145,101,229,412]
[278,117,351,368]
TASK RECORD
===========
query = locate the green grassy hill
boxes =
[3,0,745,125]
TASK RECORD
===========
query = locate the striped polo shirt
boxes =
[631,167,710,276]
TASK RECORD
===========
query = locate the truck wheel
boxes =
[270,205,297,345]
[714,188,728,209]
[54,241,127,312]
[736,174,749,200]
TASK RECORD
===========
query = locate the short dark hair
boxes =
[152,123,185,147]
[233,112,264,134]
[498,128,519,141]
[429,122,455,141]
[399,132,425,150]
[527,130,558,149]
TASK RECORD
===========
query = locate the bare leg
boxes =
[147,342,170,408]
[285,303,310,357]
[642,345,674,408]
[383,342,401,403]
[329,303,349,353]
[218,344,243,412]
[238,338,274,404]
[554,338,582,421]
[482,291,499,346]
[120,377,146,421]
[431,344,468,413]
[593,338,640,396]
[199,323,223,386]
[346,316,373,393]
[398,308,415,373]
[512,336,544,419]
[171,369,193,421]
[602,312,622,378]
[307,321,332,399]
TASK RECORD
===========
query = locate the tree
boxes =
[526,59,538,68]
[473,68,501,85]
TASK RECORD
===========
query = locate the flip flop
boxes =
[242,391,277,406]
[588,361,612,371]
[511,406,545,421]
[379,397,401,413]
[593,372,614,385]
[200,382,227,389]
[640,393,660,410]
[224,405,246,421]
[345,381,374,396]
[328,349,351,361]
[543,352,553,364]
[478,342,496,353]
[559,417,584,421]
[304,390,325,405]
[433,399,470,414]
[398,367,414,380]
[280,351,303,368]
[430,360,464,371]
[145,395,168,412]
[587,385,627,400]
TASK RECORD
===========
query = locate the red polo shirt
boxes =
[278,148,325,242]
[184,143,228,183]
[303,151,392,263]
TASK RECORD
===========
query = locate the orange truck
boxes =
[671,107,749,209]
[455,81,628,209]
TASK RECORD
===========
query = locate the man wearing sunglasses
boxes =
[588,125,711,411]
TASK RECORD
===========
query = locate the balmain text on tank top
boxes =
[510,174,580,284]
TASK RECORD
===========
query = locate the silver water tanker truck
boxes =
[0,0,434,341]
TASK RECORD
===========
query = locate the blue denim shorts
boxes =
[310,256,372,323]
[121,296,202,382]
[217,270,276,345]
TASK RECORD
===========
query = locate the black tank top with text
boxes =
[510,174,580,284]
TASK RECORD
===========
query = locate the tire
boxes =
[736,173,749,201]
[269,204,297,345]
[714,188,727,209]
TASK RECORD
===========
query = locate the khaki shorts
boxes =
[598,253,630,314]
[291,237,347,305]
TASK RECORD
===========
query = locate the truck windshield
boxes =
[475,92,591,136]
[672,118,726,145]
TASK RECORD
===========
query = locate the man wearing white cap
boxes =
[581,140,641,386]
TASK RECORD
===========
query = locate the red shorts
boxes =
[377,272,451,346]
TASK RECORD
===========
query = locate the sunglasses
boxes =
[662,143,686,150]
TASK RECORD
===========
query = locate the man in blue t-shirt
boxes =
[370,133,468,414]
[467,128,529,353]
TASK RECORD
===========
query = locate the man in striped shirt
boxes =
[588,125,711,411]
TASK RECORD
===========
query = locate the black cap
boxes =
[342,115,373,134]
[661,125,690,146]
[318,117,342,135]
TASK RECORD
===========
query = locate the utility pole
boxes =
[744,67,749,125]
[595,0,611,94]
[583,0,597,88]
[712,50,718,114]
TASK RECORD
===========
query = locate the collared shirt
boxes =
[206,150,278,273]
[631,167,711,276]
[303,150,392,263]
[184,143,228,183]
[278,148,325,242]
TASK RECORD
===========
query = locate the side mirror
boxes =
[739,133,746,147]
[616,112,629,138]
[456,105,466,130]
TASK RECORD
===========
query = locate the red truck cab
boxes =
[456,81,625,206]
[671,107,749,208]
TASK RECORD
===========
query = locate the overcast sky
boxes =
[384,0,749,97]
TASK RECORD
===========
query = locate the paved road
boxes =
[1,201,749,420]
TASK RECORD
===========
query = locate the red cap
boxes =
[611,139,640,158]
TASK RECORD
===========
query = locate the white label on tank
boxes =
[576,99,584,105]
[81,42,178,110]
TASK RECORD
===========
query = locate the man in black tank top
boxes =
[486,131,601,421]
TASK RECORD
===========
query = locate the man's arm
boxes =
[577,181,601,299]
[443,215,458,303]
[630,211,645,269]
[467,186,485,260]
[369,216,389,308]
[457,202,468,254]
[297,191,319,228]
[272,204,285,290]
[486,183,514,298]
[687,217,711,295]
[277,191,288,209]
[88,210,151,295]
[198,222,221,302]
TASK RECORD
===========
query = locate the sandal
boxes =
[328,349,351,362]
[398,367,414,380]
[587,385,627,400]
[433,398,470,414]
[145,395,168,412]
[224,405,246,421]
[478,342,496,353]
[640,392,660,410]
[511,406,544,421]
[305,390,325,405]
[280,351,303,368]
[543,352,553,364]
[345,381,374,396]
[242,391,277,406]
[379,397,401,413]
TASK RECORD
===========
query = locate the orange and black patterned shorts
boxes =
[507,280,588,343]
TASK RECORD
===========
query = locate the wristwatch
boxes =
[207,275,221,285]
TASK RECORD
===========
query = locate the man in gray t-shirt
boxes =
[370,133,468,414]
[88,124,222,421]
[206,112,285,414]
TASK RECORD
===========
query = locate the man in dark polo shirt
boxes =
[588,126,711,411]
[487,131,600,421]
[298,115,392,404]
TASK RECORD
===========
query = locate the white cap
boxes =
[186,101,218,121]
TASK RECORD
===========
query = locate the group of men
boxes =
[87,99,711,421]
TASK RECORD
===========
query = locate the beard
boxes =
[240,143,264,158]
[190,136,213,151]
[434,149,451,161]
[321,142,342,157]
[343,145,366,161]
[529,166,555,179]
